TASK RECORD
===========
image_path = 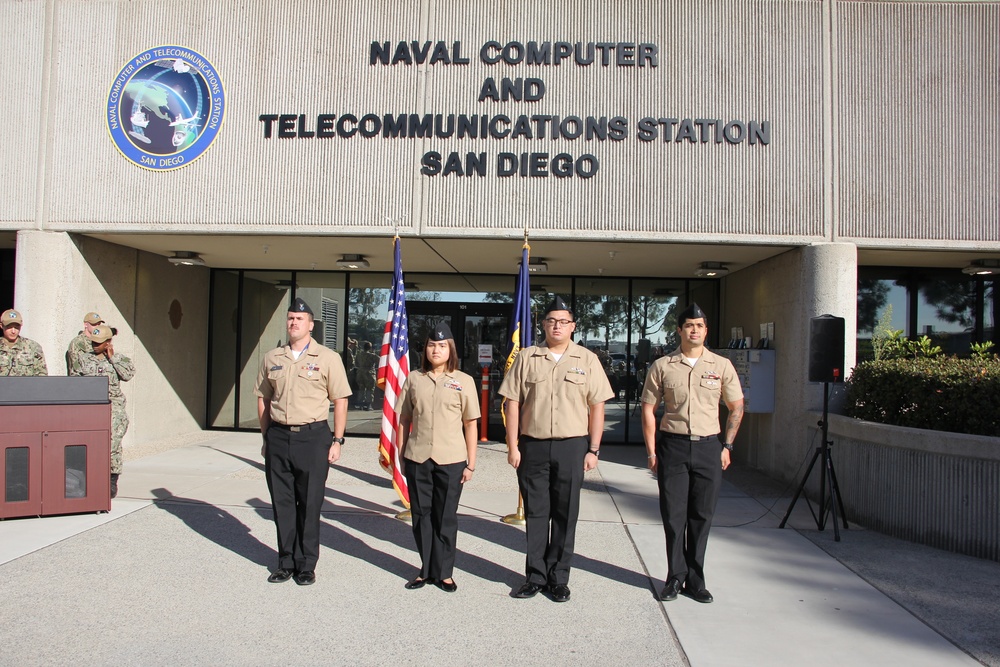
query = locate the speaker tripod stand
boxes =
[779,382,849,541]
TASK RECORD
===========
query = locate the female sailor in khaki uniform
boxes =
[396,322,481,592]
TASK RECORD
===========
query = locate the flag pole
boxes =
[376,231,412,521]
[501,231,531,526]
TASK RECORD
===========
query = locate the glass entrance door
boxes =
[407,302,510,440]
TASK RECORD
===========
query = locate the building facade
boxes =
[2,0,997,484]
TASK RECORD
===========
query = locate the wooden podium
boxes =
[0,377,112,519]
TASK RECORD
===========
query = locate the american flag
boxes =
[377,236,410,508]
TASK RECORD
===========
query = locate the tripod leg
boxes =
[824,450,841,541]
[779,448,821,529]
[827,452,850,530]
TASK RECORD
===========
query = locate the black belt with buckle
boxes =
[272,421,327,433]
[661,432,715,442]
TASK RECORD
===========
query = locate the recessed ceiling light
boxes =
[167,251,206,267]
[336,254,370,269]
[694,262,729,278]
[962,259,1000,276]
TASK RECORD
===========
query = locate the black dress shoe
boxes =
[660,579,682,601]
[405,577,429,590]
[267,568,294,584]
[682,586,714,603]
[512,582,544,599]
[435,579,458,593]
[293,570,316,586]
[548,584,571,602]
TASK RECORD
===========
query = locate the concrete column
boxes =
[721,241,857,482]
[13,230,209,450]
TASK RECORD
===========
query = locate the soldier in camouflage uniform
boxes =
[0,309,48,376]
[354,341,378,410]
[66,311,104,375]
[70,324,135,498]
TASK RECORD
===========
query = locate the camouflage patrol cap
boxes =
[83,312,104,325]
[2,309,22,326]
[89,325,114,343]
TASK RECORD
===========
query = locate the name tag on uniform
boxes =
[270,365,283,371]
[568,367,586,375]
[443,379,463,391]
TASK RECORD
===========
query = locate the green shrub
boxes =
[845,356,1000,436]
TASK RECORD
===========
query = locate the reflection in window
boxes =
[857,277,908,361]
[919,280,976,355]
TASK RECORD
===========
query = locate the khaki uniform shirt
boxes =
[641,348,743,436]
[0,336,48,377]
[255,338,352,425]
[396,370,481,465]
[499,340,614,439]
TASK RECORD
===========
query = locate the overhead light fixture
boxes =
[962,259,1000,276]
[274,279,297,290]
[167,251,206,267]
[694,261,730,278]
[336,254,370,269]
[523,258,548,273]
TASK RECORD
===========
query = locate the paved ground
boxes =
[1,431,998,666]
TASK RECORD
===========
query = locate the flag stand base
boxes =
[502,493,526,525]
[395,510,412,522]
[501,509,525,525]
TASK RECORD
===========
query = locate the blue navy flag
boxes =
[505,243,533,375]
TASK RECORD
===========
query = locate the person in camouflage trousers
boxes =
[70,324,135,498]
[0,308,48,376]
[66,311,104,375]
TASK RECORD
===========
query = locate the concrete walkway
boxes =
[1,432,997,666]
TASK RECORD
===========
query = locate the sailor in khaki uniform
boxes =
[396,321,480,593]
[256,297,352,586]
[500,296,614,603]
[641,303,744,604]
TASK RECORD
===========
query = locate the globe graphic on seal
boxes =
[119,58,208,155]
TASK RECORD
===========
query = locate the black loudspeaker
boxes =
[809,315,845,383]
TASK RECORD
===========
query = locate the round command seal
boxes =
[106,46,225,171]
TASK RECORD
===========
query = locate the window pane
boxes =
[918,279,975,356]
[238,271,294,428]
[5,447,29,502]
[573,278,629,443]
[65,444,87,498]
[208,270,239,428]
[629,280,683,444]
[856,276,907,361]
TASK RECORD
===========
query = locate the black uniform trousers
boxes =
[517,436,588,586]
[264,421,331,572]
[656,432,723,592]
[403,458,465,580]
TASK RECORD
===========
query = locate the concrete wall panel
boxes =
[0,0,45,228]
[836,2,1000,245]
[36,0,825,242]
[13,231,208,449]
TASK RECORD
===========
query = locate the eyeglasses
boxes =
[543,318,574,326]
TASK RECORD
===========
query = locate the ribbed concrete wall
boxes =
[6,0,827,241]
[821,415,1000,562]
[0,0,45,226]
[836,1,1000,245]
[3,0,997,246]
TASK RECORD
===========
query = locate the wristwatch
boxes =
[332,437,345,445]
[587,449,600,458]
[721,442,733,451]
